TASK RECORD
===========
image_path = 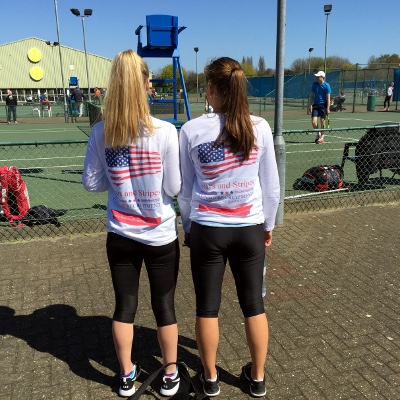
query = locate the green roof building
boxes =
[0,37,112,102]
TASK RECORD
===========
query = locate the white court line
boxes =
[0,156,83,162]
[324,133,359,141]
[286,188,349,199]
[282,119,313,125]
[283,117,400,125]
[2,128,82,132]
[286,147,345,154]
[334,117,399,123]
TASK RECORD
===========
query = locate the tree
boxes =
[257,56,266,76]
[184,71,197,93]
[368,54,400,67]
[326,55,354,70]
[290,58,307,74]
[289,55,353,74]
[241,63,257,77]
[158,64,188,91]
[264,68,275,76]
[245,56,253,66]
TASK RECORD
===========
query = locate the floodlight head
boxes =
[324,4,332,13]
[309,47,314,52]
[70,8,80,16]
[84,9,92,16]
[194,47,199,52]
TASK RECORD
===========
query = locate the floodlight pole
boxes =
[308,47,314,74]
[324,4,332,74]
[53,0,69,122]
[71,9,92,100]
[194,47,199,102]
[81,15,91,99]
[46,41,59,101]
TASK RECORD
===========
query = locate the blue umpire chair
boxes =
[135,15,191,126]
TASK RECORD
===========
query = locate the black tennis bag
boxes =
[293,165,344,192]
[129,362,207,400]
[21,205,67,227]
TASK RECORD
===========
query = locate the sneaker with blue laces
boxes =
[160,369,180,396]
[118,363,141,397]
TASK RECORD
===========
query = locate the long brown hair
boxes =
[102,50,154,149]
[205,57,256,159]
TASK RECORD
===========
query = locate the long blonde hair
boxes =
[102,50,154,149]
[205,57,256,160]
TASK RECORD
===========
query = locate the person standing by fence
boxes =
[309,71,331,144]
[383,82,394,112]
[5,90,18,124]
[82,50,181,398]
[70,87,83,117]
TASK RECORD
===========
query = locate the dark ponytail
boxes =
[205,57,256,159]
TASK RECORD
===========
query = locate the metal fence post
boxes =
[274,0,287,225]
[352,63,358,113]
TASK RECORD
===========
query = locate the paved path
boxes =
[1,204,399,399]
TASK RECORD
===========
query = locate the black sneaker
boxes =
[241,362,266,397]
[199,368,220,397]
[160,370,180,396]
[118,363,141,397]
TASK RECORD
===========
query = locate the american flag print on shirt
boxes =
[105,146,162,186]
[198,142,257,177]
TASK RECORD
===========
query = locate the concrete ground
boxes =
[0,203,399,399]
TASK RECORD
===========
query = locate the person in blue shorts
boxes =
[309,71,331,144]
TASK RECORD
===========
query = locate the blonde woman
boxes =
[82,50,181,397]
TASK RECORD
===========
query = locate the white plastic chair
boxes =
[32,106,41,117]
[42,107,52,117]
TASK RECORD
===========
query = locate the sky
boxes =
[0,0,398,75]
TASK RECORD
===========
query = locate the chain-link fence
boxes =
[1,124,399,242]
[247,66,399,113]
[283,123,400,212]
[0,140,107,242]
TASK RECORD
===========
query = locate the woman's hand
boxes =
[184,232,190,247]
[264,230,273,247]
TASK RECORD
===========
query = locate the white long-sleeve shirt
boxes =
[82,118,181,246]
[178,113,280,233]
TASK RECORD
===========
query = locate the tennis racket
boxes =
[326,115,330,129]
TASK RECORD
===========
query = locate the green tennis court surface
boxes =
[0,121,91,142]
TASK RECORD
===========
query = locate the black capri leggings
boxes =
[384,95,391,108]
[106,232,179,326]
[190,222,265,318]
